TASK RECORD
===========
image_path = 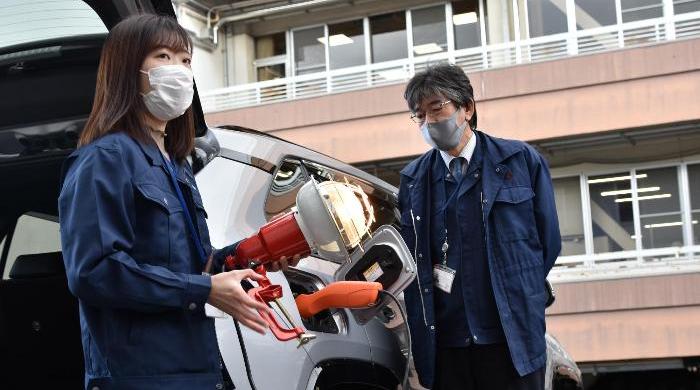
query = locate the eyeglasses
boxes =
[410,100,452,124]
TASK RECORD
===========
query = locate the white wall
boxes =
[192,43,226,92]
[176,6,226,92]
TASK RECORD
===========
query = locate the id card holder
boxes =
[433,264,456,294]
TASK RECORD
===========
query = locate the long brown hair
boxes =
[80,13,195,161]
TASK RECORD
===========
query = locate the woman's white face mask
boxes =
[140,64,194,121]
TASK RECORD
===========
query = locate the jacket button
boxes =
[496,167,501,173]
[216,384,223,390]
[483,198,488,204]
[424,288,430,293]
[416,215,421,221]
[188,302,197,310]
[92,387,100,390]
[418,253,423,258]
[473,335,478,341]
[429,325,435,330]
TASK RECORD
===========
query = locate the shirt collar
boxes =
[439,129,476,170]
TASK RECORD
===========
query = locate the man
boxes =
[398,64,561,390]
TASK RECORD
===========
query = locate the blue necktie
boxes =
[450,157,466,181]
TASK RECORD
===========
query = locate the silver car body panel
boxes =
[196,129,405,390]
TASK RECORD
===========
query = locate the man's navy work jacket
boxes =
[398,130,561,389]
[59,132,224,390]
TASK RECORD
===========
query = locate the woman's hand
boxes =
[265,254,302,272]
[208,269,270,334]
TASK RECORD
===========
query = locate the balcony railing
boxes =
[550,245,700,282]
[200,11,700,113]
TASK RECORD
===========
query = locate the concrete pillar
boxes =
[486,0,513,44]
[229,32,256,85]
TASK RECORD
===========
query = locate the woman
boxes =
[59,14,289,389]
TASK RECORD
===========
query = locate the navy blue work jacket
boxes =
[398,130,561,389]
[58,132,223,390]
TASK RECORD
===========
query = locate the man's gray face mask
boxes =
[420,109,468,151]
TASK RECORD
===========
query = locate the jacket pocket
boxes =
[492,185,537,241]
[133,182,183,267]
[134,182,182,214]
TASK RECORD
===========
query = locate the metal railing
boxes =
[200,11,700,113]
[550,245,700,282]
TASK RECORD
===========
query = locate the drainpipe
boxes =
[211,0,346,44]
[222,24,229,86]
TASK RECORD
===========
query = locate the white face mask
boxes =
[140,64,194,121]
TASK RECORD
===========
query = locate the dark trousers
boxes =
[433,343,545,390]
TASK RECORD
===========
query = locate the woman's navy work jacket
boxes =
[58,132,224,390]
[398,130,561,389]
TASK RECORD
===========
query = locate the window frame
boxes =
[550,156,700,271]
[1,212,61,280]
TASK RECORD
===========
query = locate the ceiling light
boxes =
[614,193,671,203]
[644,220,698,229]
[588,173,647,184]
[376,69,409,81]
[601,186,660,197]
[317,34,353,46]
[453,12,478,25]
[413,43,443,55]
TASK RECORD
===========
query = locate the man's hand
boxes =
[265,254,302,272]
[208,269,270,334]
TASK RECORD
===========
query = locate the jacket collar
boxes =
[134,137,165,167]
[133,136,189,183]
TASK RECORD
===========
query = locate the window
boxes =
[327,19,366,70]
[575,0,617,30]
[637,167,683,249]
[674,0,700,13]
[370,12,408,63]
[256,32,286,58]
[293,26,326,75]
[257,64,285,81]
[526,0,569,37]
[0,0,107,49]
[688,163,700,246]
[411,6,447,56]
[255,32,287,82]
[452,0,482,49]
[3,213,61,280]
[588,172,636,253]
[621,0,664,22]
[553,177,586,256]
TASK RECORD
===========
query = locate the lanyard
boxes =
[439,162,480,266]
[439,176,464,266]
[161,152,208,266]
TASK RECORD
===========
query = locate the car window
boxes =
[2,213,61,280]
[0,0,107,49]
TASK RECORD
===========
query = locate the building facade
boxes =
[176,0,700,383]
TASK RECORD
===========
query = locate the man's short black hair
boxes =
[404,63,477,129]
